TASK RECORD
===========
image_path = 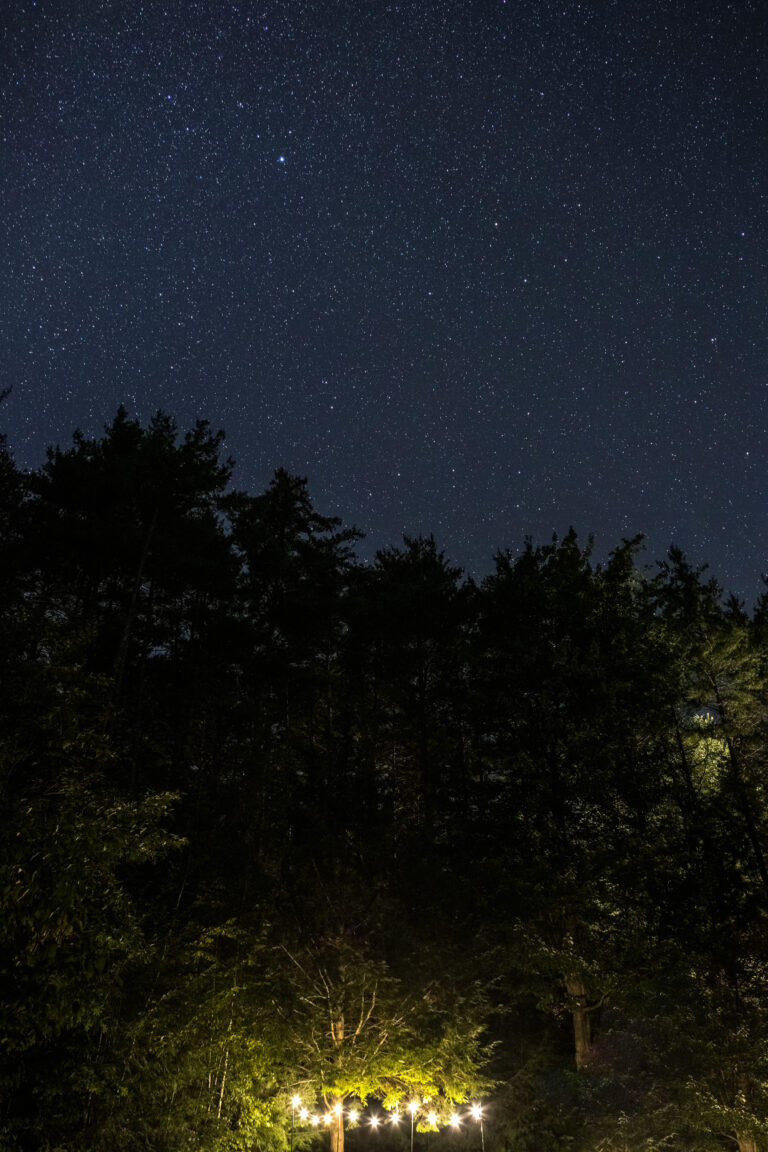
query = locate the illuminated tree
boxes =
[274,934,491,1152]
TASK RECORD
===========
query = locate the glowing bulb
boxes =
[324,1114,332,1125]
[428,1111,437,1126]
[408,1101,419,1115]
[334,1104,343,1116]
[292,1095,301,1108]
[300,1109,309,1121]
[471,1105,482,1120]
[391,1113,400,1124]
[451,1114,461,1127]
[349,1111,359,1123]
[311,1116,320,1127]
[370,1115,380,1128]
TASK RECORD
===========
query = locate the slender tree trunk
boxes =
[217,1048,229,1120]
[216,1017,233,1120]
[735,1073,758,1152]
[330,1007,345,1152]
[330,1108,344,1152]
[564,974,592,1069]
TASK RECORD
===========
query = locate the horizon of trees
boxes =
[1,407,767,1152]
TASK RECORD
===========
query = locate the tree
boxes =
[0,654,180,1150]
[274,931,491,1152]
[473,535,669,1068]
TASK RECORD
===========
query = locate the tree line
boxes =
[1,408,767,1152]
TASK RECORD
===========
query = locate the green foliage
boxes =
[0,773,177,1048]
[2,410,768,1152]
[273,935,492,1114]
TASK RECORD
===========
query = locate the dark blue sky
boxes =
[3,1,767,599]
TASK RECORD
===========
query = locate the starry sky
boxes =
[2,0,768,600]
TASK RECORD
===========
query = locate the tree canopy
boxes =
[1,409,767,1152]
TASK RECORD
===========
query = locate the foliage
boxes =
[1,409,767,1152]
[273,934,492,1114]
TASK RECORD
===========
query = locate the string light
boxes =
[287,1096,488,1139]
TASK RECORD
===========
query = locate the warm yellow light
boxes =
[427,1112,437,1126]
[471,1105,482,1120]
[292,1095,301,1108]
[324,1114,333,1125]
[370,1115,380,1128]
[408,1101,419,1115]
[299,1109,309,1121]
[391,1113,400,1124]
[311,1116,320,1127]
[334,1104,343,1116]
[451,1114,461,1127]
[349,1111,359,1124]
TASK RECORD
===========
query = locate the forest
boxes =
[1,408,767,1152]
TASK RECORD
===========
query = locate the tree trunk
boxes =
[736,1073,758,1152]
[330,1007,345,1152]
[216,1047,229,1120]
[564,974,592,1069]
[330,1110,344,1152]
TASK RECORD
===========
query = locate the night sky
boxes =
[3,1,768,600]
